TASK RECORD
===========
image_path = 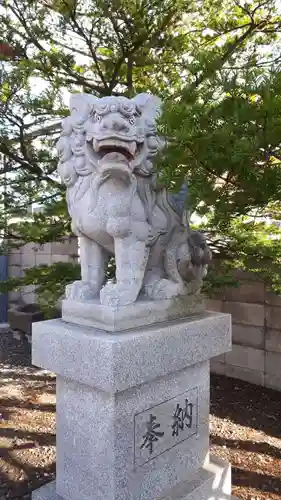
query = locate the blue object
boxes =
[169,183,189,217]
[0,254,8,323]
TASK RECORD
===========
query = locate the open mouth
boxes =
[93,138,137,161]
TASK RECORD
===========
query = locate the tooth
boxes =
[129,142,136,155]
[93,139,100,152]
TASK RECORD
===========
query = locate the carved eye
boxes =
[129,116,136,125]
[94,113,101,122]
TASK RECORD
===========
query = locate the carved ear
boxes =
[132,93,162,120]
[69,93,98,120]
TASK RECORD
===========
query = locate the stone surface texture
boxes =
[32,312,231,393]
[32,310,234,500]
[57,92,211,308]
[56,361,209,500]
[62,294,205,331]
[33,456,238,500]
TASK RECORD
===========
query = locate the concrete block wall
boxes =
[207,277,281,391]
[8,237,78,305]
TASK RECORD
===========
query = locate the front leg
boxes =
[66,235,107,300]
[100,235,149,307]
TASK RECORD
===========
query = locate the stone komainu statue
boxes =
[56,93,211,307]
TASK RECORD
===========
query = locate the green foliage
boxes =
[201,217,281,295]
[159,69,281,218]
[1,0,281,310]
[0,261,80,317]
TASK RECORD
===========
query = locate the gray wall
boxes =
[207,273,281,391]
[8,237,78,305]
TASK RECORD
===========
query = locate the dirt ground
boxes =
[210,374,281,499]
[0,330,280,500]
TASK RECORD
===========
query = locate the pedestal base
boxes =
[62,294,205,332]
[32,455,238,500]
[32,312,235,500]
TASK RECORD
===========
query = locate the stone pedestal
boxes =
[32,307,238,500]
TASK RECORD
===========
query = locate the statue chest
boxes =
[78,185,142,243]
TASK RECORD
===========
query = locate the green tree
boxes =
[1,0,281,310]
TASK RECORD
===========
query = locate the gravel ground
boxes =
[0,331,55,500]
[0,330,280,499]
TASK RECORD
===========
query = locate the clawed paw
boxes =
[65,280,99,300]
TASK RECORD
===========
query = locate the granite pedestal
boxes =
[32,302,238,500]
